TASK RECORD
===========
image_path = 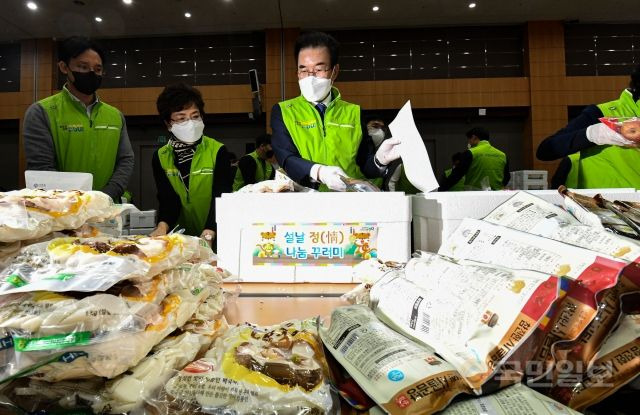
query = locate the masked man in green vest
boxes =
[150,83,232,244]
[537,65,640,188]
[439,127,510,191]
[23,36,134,201]
[271,32,401,191]
[232,134,276,191]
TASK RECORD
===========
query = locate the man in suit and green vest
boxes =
[271,31,401,191]
[232,134,276,191]
[439,127,510,191]
[23,36,133,201]
[537,65,640,188]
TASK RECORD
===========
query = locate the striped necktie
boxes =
[316,103,326,121]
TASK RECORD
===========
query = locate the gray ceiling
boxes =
[1,0,638,42]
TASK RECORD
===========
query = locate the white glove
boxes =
[586,123,636,147]
[375,137,401,166]
[318,166,348,191]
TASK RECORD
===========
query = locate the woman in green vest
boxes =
[537,65,640,188]
[232,134,276,191]
[150,83,232,244]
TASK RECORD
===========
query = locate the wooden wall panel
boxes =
[1,25,636,185]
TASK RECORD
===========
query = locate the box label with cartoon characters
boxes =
[251,223,378,266]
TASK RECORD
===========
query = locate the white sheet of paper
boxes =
[389,100,439,192]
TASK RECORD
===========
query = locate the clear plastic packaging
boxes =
[599,116,640,142]
[150,318,335,414]
[0,234,211,295]
[0,189,119,243]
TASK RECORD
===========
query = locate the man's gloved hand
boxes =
[586,123,636,147]
[375,137,401,166]
[318,166,348,191]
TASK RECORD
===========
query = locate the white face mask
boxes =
[368,128,386,147]
[299,73,333,103]
[170,119,205,144]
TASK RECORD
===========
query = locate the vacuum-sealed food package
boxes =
[340,177,381,192]
[370,253,558,390]
[599,116,640,142]
[3,282,210,383]
[321,305,473,415]
[0,234,211,295]
[559,187,640,239]
[0,189,119,243]
[153,318,334,414]
[549,313,640,411]
[0,263,217,338]
[440,382,580,415]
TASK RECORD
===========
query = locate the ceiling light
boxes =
[184,12,192,18]
[468,3,476,8]
[122,0,132,4]
[94,16,102,22]
[372,5,380,12]
[26,2,37,10]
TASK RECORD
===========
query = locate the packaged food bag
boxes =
[599,116,640,142]
[321,305,473,415]
[0,189,119,243]
[484,191,640,371]
[370,253,558,390]
[438,218,627,379]
[549,314,640,411]
[439,382,581,415]
[153,318,335,414]
[0,234,212,295]
[2,283,211,383]
[559,187,640,239]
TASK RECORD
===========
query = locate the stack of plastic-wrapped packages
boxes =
[0,189,228,414]
[329,189,639,414]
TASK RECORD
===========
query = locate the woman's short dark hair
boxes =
[294,31,340,67]
[156,82,205,124]
[58,36,106,65]
[255,133,271,147]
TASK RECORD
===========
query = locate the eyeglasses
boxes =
[297,66,332,78]
[171,114,202,124]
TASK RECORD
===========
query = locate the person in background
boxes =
[366,118,391,189]
[232,134,276,191]
[439,127,510,191]
[537,65,640,188]
[150,83,232,244]
[440,152,466,191]
[23,36,134,201]
[271,31,400,191]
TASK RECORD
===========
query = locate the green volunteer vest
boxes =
[444,168,465,191]
[465,140,507,190]
[158,136,223,236]
[39,88,122,191]
[279,88,364,191]
[570,89,640,189]
[563,153,581,188]
[232,151,274,191]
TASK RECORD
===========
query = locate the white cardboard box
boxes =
[216,192,412,283]
[412,188,640,253]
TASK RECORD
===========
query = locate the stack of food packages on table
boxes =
[0,189,230,414]
[329,188,640,415]
[2,188,638,415]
